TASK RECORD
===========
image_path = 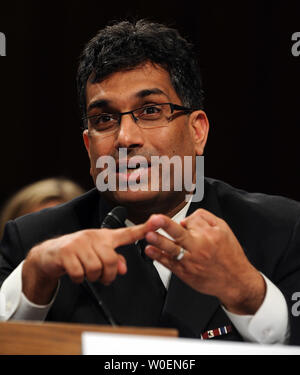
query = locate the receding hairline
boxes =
[85,61,178,112]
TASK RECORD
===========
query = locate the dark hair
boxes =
[77,19,204,122]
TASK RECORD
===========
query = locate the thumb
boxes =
[117,254,127,275]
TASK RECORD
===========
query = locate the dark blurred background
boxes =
[0,0,299,208]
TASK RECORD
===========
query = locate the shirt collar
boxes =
[125,195,193,241]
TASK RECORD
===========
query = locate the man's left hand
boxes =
[144,209,266,315]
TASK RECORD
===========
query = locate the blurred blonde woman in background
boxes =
[0,178,85,239]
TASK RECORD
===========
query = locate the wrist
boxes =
[22,246,59,305]
[220,271,266,315]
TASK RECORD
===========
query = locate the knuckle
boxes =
[206,225,222,243]
[87,263,102,275]
[73,229,89,241]
[174,233,186,246]
[195,208,206,216]
[105,254,119,268]
[70,269,84,283]
[60,242,73,256]
[100,228,110,236]
[86,270,102,282]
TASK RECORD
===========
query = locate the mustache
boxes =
[113,150,156,170]
[112,149,155,161]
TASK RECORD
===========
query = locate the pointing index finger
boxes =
[111,223,149,248]
[147,214,189,248]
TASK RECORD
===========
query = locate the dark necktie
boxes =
[137,238,152,262]
[137,238,166,296]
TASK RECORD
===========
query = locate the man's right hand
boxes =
[22,224,148,305]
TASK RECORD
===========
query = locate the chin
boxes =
[105,189,161,205]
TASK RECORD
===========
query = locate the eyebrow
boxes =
[87,99,110,113]
[86,88,169,114]
[135,88,168,99]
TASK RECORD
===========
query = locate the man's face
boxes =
[83,62,208,210]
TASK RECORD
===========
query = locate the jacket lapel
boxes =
[73,189,115,230]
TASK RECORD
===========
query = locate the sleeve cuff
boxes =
[0,261,59,321]
[222,273,289,344]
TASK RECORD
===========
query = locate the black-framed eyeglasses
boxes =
[82,102,197,138]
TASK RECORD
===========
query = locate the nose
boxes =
[114,113,144,150]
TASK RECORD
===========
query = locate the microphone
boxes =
[101,206,128,229]
[84,206,128,326]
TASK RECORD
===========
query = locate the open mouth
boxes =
[116,159,151,184]
[126,164,149,173]
[117,158,150,173]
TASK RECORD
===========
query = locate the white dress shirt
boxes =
[0,199,289,344]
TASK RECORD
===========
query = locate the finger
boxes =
[196,209,219,226]
[145,245,189,269]
[181,214,209,231]
[96,245,119,285]
[146,215,190,249]
[62,254,85,284]
[182,209,218,227]
[111,223,148,248]
[117,254,127,275]
[76,248,103,282]
[145,231,183,258]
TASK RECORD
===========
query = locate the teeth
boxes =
[127,165,148,169]
[118,164,149,172]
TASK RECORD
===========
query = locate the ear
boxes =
[189,110,209,155]
[82,129,90,156]
[82,130,93,176]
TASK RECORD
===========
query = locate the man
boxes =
[0,20,300,345]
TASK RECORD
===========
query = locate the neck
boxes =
[125,193,189,224]
[102,190,191,224]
